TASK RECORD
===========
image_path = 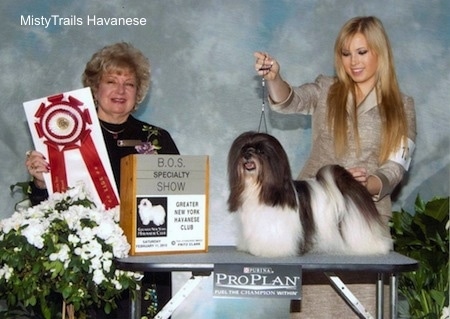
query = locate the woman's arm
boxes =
[254,52,291,103]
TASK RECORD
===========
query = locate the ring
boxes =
[26,150,32,158]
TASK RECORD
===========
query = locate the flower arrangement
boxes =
[0,184,142,319]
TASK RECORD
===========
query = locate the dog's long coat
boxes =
[138,198,166,226]
[227,132,392,257]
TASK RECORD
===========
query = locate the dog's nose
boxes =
[243,148,254,160]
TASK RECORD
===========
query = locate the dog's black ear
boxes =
[227,132,256,212]
[256,134,298,210]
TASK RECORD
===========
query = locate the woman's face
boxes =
[95,68,137,123]
[341,32,378,94]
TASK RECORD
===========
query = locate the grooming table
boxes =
[115,246,418,319]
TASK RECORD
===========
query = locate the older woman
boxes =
[25,42,178,318]
[26,42,179,203]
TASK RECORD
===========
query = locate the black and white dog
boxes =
[227,131,392,257]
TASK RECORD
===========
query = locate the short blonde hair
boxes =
[82,42,150,106]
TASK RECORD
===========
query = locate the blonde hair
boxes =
[82,42,151,106]
[327,16,407,162]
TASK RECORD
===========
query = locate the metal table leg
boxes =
[376,273,384,319]
[155,273,211,319]
[389,273,398,319]
[325,272,374,319]
[130,285,142,319]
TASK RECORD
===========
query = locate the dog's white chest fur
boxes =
[237,194,303,257]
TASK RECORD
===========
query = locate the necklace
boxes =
[100,122,125,139]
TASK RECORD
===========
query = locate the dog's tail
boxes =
[316,165,378,222]
[316,165,392,254]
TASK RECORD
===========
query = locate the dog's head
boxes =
[227,131,297,212]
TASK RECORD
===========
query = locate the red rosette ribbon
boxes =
[33,93,119,209]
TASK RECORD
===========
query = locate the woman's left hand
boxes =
[347,167,368,187]
[25,150,49,189]
[347,167,382,196]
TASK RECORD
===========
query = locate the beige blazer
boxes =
[270,75,417,223]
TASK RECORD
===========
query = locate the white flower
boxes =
[49,244,70,263]
[77,288,85,298]
[77,227,95,244]
[111,235,131,258]
[101,252,113,272]
[92,268,106,285]
[61,208,82,230]
[0,264,13,282]
[76,239,100,263]
[50,191,64,202]
[95,219,116,241]
[111,278,123,290]
[66,183,88,201]
[107,206,121,222]
[21,219,48,249]
[87,239,103,258]
[0,211,25,234]
[129,270,144,281]
[115,269,144,281]
[442,306,450,319]
[68,234,80,245]
[90,257,102,273]
[74,246,89,260]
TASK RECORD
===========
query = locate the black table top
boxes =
[115,246,418,274]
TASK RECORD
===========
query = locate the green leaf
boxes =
[9,181,31,197]
[424,197,449,221]
[392,195,449,318]
[413,194,426,214]
[429,289,446,307]
[62,285,73,299]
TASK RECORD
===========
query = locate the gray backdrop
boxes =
[1,1,449,317]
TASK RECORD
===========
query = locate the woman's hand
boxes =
[254,51,291,103]
[347,167,368,186]
[347,167,381,196]
[25,150,49,189]
[254,51,279,80]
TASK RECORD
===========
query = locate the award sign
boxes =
[120,154,209,255]
[23,88,119,209]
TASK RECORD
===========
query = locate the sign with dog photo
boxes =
[120,154,209,255]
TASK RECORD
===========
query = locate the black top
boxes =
[29,115,179,205]
[100,115,179,187]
